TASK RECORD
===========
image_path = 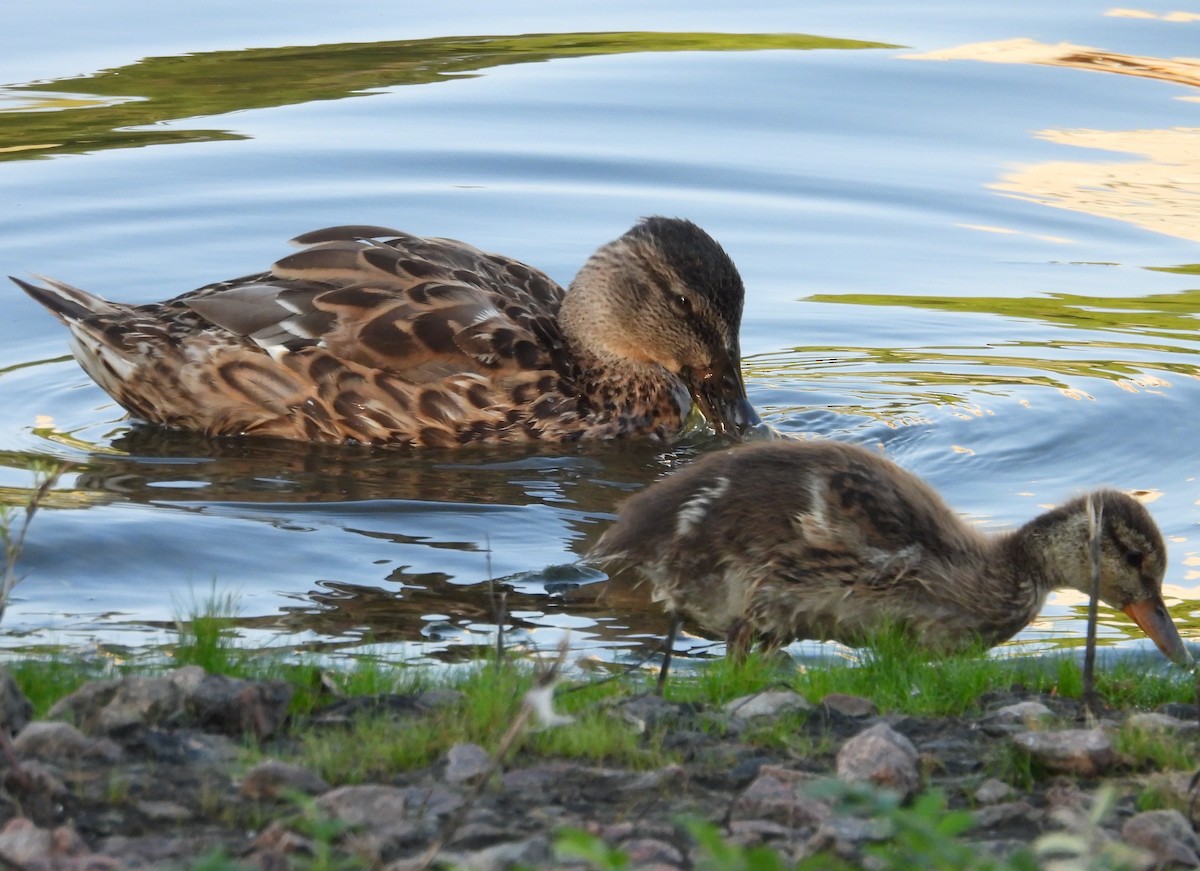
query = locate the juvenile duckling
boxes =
[589,440,1190,687]
[13,217,758,446]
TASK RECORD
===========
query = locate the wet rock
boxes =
[445,742,492,784]
[0,665,33,737]
[13,721,122,762]
[1121,809,1200,867]
[241,759,330,800]
[974,777,1015,804]
[818,693,877,719]
[732,765,829,825]
[836,723,920,800]
[1012,728,1116,777]
[47,666,291,738]
[724,690,811,720]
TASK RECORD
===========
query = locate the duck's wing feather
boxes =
[182,228,570,383]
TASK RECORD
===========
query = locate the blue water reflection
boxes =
[1,2,1197,666]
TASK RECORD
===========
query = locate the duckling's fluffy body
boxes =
[590,440,1188,663]
[13,218,757,446]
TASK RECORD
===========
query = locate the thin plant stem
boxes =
[0,462,71,623]
[1082,495,1102,714]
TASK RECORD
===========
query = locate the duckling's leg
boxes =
[726,619,755,662]
[655,613,683,695]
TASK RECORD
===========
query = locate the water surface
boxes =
[1,1,1198,671]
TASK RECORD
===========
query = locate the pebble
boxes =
[1121,809,1200,868]
[618,694,690,732]
[836,722,920,800]
[972,800,1038,829]
[13,721,122,762]
[733,765,830,826]
[0,818,109,868]
[984,701,1055,733]
[724,690,812,720]
[1012,728,1116,777]
[819,693,877,718]
[136,799,193,822]
[240,759,330,800]
[316,784,408,827]
[620,837,685,866]
[445,742,492,783]
[430,834,551,871]
[46,666,292,738]
[973,777,1015,804]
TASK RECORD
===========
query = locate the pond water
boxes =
[1,1,1198,672]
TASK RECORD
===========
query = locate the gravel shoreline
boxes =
[1,664,1199,870]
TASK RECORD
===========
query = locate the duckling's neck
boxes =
[1007,506,1095,596]
[971,509,1094,643]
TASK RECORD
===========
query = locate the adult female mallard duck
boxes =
[589,440,1191,687]
[13,217,759,446]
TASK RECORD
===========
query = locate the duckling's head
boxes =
[562,217,760,438]
[1031,490,1190,665]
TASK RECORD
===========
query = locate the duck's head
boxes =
[563,217,760,438]
[1053,491,1191,666]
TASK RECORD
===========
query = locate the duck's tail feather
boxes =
[10,275,120,322]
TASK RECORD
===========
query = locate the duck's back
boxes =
[19,227,587,446]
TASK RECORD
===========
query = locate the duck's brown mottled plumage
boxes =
[590,440,1189,682]
[13,218,759,446]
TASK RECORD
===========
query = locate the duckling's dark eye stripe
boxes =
[1106,523,1149,569]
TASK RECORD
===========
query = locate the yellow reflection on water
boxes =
[1105,8,1200,22]
[993,127,1200,243]
[908,38,1200,242]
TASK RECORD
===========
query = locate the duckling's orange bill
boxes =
[1122,597,1191,665]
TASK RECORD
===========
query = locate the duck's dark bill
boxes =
[1123,597,1192,665]
[685,355,761,439]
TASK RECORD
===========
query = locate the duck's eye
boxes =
[673,294,691,311]
[1125,551,1144,569]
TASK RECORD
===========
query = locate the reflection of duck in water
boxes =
[14,218,759,446]
[590,440,1191,687]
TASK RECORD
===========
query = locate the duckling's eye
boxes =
[1125,551,1144,569]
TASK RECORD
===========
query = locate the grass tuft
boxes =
[172,586,245,675]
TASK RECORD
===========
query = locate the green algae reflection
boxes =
[806,287,1200,347]
[0,31,897,162]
